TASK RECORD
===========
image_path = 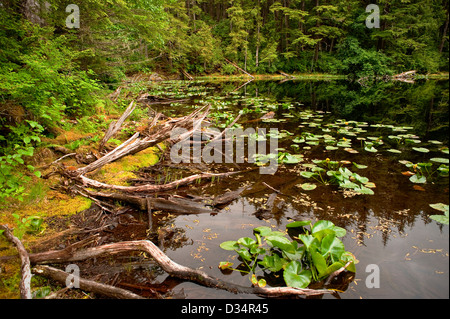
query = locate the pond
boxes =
[115,78,449,299]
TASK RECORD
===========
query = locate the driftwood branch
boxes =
[99,101,136,152]
[75,104,211,176]
[0,225,32,299]
[77,170,241,193]
[32,265,145,299]
[28,240,331,298]
[224,58,255,79]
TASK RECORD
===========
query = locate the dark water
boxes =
[125,79,449,299]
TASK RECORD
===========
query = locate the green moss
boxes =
[94,145,162,185]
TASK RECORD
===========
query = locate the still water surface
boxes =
[136,79,449,299]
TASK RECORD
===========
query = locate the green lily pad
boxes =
[387,149,402,154]
[298,183,317,191]
[430,157,449,164]
[409,174,427,184]
[353,162,368,169]
[412,147,430,153]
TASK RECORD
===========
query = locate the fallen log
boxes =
[277,70,294,78]
[224,58,255,79]
[32,265,145,299]
[0,225,32,299]
[81,189,215,215]
[28,240,331,297]
[77,170,241,193]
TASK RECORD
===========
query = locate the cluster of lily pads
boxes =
[298,159,375,194]
[219,220,357,289]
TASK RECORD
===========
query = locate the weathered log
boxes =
[81,189,215,215]
[28,240,331,297]
[32,265,145,299]
[0,225,32,299]
[77,170,241,193]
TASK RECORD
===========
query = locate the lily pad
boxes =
[364,146,378,153]
[409,174,427,184]
[353,162,368,169]
[298,183,317,191]
[387,149,402,154]
[412,147,430,153]
[430,158,449,164]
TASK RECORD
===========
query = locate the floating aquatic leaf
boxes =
[387,149,402,154]
[409,174,427,184]
[413,185,426,191]
[300,171,318,179]
[326,146,339,151]
[441,147,449,154]
[293,137,305,143]
[429,203,449,213]
[353,162,368,169]
[283,261,312,289]
[286,220,312,228]
[364,182,376,188]
[364,146,378,153]
[220,241,239,251]
[218,261,234,270]
[412,147,430,153]
[428,140,443,145]
[298,183,317,191]
[429,203,449,225]
[430,158,449,164]
[355,186,375,195]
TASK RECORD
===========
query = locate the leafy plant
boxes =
[299,159,375,194]
[219,220,357,289]
[10,214,43,240]
[0,121,44,204]
[400,161,449,184]
[429,203,449,225]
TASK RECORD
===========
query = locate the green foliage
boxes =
[337,37,393,79]
[299,159,375,195]
[10,214,43,240]
[429,203,449,225]
[0,120,44,204]
[219,220,357,289]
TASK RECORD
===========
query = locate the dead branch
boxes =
[324,261,352,286]
[99,101,136,152]
[32,265,145,299]
[74,104,211,177]
[28,240,331,298]
[0,225,32,299]
[224,58,255,79]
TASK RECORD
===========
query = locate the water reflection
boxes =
[131,79,449,298]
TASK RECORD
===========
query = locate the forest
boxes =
[0,0,449,301]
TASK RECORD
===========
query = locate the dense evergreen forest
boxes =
[0,0,449,202]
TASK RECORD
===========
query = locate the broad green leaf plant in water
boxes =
[219,220,357,289]
[298,159,375,195]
